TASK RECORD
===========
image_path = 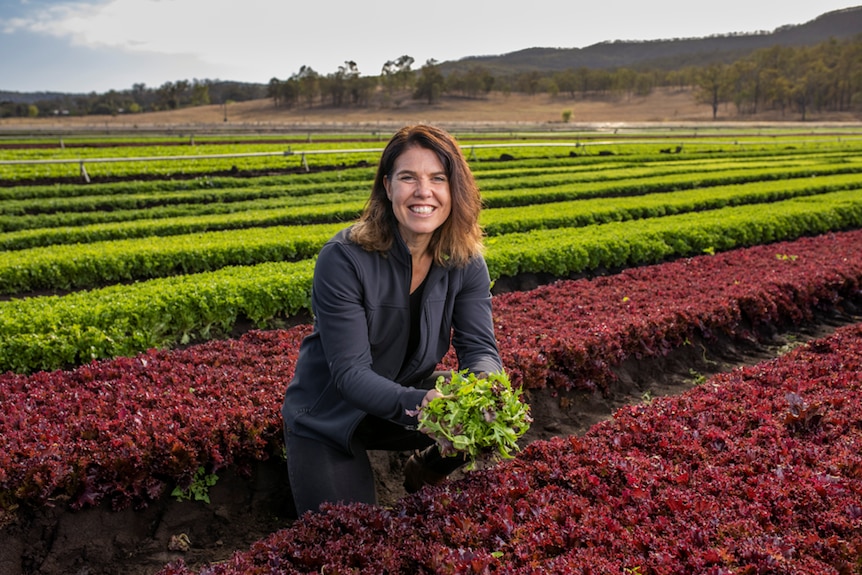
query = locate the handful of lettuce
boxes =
[415,370,532,469]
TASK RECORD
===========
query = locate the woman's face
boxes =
[384,145,452,249]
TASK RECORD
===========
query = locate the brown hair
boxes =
[349,124,484,267]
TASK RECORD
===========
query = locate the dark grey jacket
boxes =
[281,226,502,454]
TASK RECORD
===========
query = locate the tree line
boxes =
[0,80,267,120]
[2,36,859,121]
[694,38,861,120]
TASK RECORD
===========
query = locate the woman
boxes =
[281,124,502,515]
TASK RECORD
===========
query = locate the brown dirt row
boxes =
[2,89,860,136]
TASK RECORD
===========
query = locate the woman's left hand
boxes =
[421,388,443,408]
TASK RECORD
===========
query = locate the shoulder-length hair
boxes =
[349,124,484,267]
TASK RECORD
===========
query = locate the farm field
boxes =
[1,125,861,574]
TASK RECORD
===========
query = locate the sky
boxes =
[1,0,859,94]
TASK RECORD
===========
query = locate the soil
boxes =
[1,95,861,575]
[2,87,860,135]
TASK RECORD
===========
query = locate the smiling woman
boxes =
[280,124,502,515]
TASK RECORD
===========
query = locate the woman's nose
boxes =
[413,178,433,196]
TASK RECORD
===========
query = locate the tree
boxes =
[342,61,365,106]
[446,65,493,99]
[753,45,793,113]
[816,38,857,112]
[292,66,320,107]
[789,51,829,121]
[841,40,862,111]
[538,76,559,97]
[695,63,730,119]
[268,77,300,108]
[514,71,542,96]
[268,78,282,107]
[553,69,578,98]
[282,79,300,108]
[612,68,638,98]
[190,81,210,106]
[155,81,183,110]
[323,67,346,107]
[729,59,761,114]
[381,55,415,94]
[414,59,444,104]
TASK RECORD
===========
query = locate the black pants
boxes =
[283,372,465,515]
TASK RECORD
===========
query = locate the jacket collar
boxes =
[391,226,449,288]
[391,225,412,266]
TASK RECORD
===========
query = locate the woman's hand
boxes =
[421,388,443,408]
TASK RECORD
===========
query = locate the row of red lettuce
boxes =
[158,320,862,574]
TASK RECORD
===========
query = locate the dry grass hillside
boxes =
[3,87,859,134]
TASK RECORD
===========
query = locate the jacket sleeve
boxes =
[451,256,503,375]
[311,241,428,424]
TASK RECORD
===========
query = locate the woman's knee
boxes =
[285,432,377,514]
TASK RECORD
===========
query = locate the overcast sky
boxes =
[1,0,859,94]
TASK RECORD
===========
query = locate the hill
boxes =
[440,6,862,75]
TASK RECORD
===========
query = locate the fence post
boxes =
[301,153,309,172]
[80,161,90,183]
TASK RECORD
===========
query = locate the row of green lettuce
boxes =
[2,191,861,374]
[1,133,856,182]
[7,126,857,147]
[3,155,860,242]
[2,145,853,201]
[2,147,856,214]
[2,182,860,294]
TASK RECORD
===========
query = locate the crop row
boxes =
[4,177,861,292]
[4,163,862,252]
[0,140,573,182]
[5,164,862,250]
[484,189,861,277]
[0,141,383,182]
[4,150,859,221]
[2,132,392,147]
[1,228,859,534]
[8,128,857,148]
[2,147,851,208]
[2,192,861,375]
[1,134,856,183]
[158,320,862,574]
[0,223,342,293]
[0,164,373,202]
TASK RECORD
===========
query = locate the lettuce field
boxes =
[1,127,861,574]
